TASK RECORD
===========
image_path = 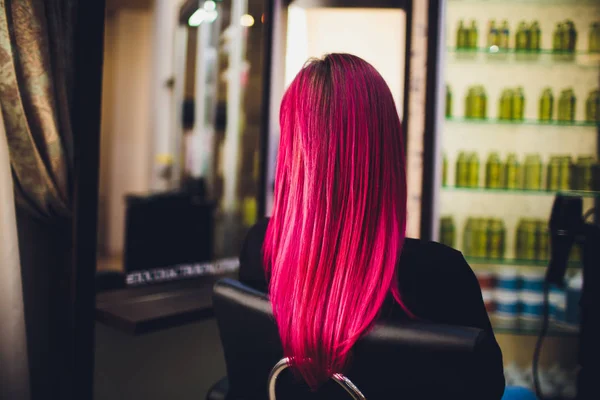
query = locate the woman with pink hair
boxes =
[239,53,504,397]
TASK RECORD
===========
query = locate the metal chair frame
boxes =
[268,358,367,400]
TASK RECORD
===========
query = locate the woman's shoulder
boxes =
[400,238,467,274]
[402,237,463,259]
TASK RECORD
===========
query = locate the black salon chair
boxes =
[208,278,500,399]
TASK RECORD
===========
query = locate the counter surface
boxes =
[96,272,237,335]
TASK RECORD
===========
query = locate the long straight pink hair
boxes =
[263,53,411,389]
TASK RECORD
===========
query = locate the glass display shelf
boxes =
[447,47,600,68]
[445,117,598,127]
[442,185,600,198]
[493,322,579,337]
[465,256,581,268]
[449,0,598,5]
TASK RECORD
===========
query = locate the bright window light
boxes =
[240,14,254,27]
[188,7,218,27]
[188,9,205,27]
[203,1,216,11]
[205,9,219,23]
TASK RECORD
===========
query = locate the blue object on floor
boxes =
[502,386,538,400]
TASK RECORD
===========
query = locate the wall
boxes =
[98,12,116,257]
[99,8,154,257]
[285,6,406,116]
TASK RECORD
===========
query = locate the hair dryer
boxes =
[545,195,582,286]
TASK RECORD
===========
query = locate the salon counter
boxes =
[95,272,237,335]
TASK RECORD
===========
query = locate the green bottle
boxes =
[512,87,525,121]
[468,152,480,188]
[465,87,474,118]
[590,23,600,53]
[539,88,554,122]
[504,153,521,189]
[515,219,525,259]
[553,23,564,52]
[473,218,489,258]
[564,20,577,53]
[457,20,468,49]
[586,89,599,122]
[456,152,469,187]
[575,156,595,190]
[559,156,572,191]
[571,157,582,190]
[468,20,479,49]
[558,90,567,121]
[446,85,453,118]
[547,156,561,191]
[442,153,448,186]
[487,20,499,48]
[488,219,506,259]
[523,154,542,190]
[515,21,530,51]
[536,221,550,261]
[499,20,510,49]
[485,152,504,189]
[499,89,513,121]
[463,218,474,256]
[471,86,488,120]
[440,216,456,248]
[523,220,538,260]
[561,88,576,122]
[529,21,541,51]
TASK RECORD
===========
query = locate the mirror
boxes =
[97,0,268,281]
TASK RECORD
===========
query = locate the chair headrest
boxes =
[213,278,485,349]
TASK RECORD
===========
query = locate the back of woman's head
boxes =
[263,53,409,389]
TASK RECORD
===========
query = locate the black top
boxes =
[238,218,505,397]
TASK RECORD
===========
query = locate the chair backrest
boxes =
[213,278,498,400]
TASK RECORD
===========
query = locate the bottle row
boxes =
[476,268,577,329]
[455,18,600,53]
[443,152,600,192]
[439,216,583,262]
[445,85,599,122]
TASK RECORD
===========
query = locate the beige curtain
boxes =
[0,109,30,400]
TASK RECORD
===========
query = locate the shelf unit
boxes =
[440,0,598,357]
[465,256,581,268]
[445,117,598,127]
[448,48,598,55]
[447,47,600,66]
[494,324,579,337]
[448,0,599,5]
[442,185,600,198]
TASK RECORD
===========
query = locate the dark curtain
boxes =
[0,1,78,399]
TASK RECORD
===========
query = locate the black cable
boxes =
[533,280,551,400]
